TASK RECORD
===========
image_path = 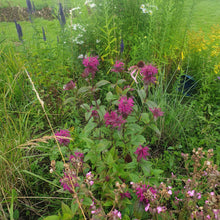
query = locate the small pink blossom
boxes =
[145,203,150,212]
[197,192,201,199]
[149,107,164,120]
[187,190,195,197]
[111,60,125,73]
[157,206,167,214]
[82,56,99,78]
[134,145,150,162]
[206,215,211,220]
[210,192,215,196]
[213,209,219,219]
[111,209,122,219]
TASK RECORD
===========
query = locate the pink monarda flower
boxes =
[118,96,134,117]
[104,111,126,129]
[82,56,99,78]
[63,80,76,90]
[55,129,71,146]
[149,107,164,120]
[134,145,150,162]
[141,64,158,85]
[111,60,125,73]
[69,152,84,163]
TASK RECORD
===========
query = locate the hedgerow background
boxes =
[0,0,219,219]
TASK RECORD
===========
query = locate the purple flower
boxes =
[118,96,134,117]
[104,111,126,129]
[149,107,164,120]
[217,76,220,80]
[59,3,66,26]
[145,203,150,212]
[134,145,150,162]
[82,56,99,79]
[120,191,131,199]
[187,190,195,197]
[63,80,76,90]
[141,64,158,85]
[120,39,124,53]
[70,152,84,163]
[26,0,32,14]
[111,60,125,73]
[55,129,70,146]
[14,21,23,41]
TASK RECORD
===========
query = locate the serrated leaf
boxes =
[82,197,93,206]
[126,116,137,123]
[152,169,164,177]
[106,91,115,102]
[131,135,146,146]
[61,202,73,217]
[140,113,150,124]
[84,151,97,164]
[71,202,78,215]
[129,173,140,182]
[77,86,92,94]
[95,80,110,88]
[83,120,97,136]
[137,89,146,103]
[64,97,75,105]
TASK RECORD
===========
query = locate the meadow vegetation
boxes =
[0,0,219,219]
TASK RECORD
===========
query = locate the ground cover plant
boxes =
[0,0,219,219]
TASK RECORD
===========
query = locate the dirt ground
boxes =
[0,7,54,22]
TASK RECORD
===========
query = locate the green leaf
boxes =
[71,202,78,215]
[61,202,73,216]
[83,120,97,136]
[146,100,157,109]
[129,173,140,182]
[81,103,90,111]
[131,135,146,146]
[137,89,146,103]
[140,113,150,124]
[126,116,137,123]
[77,86,92,94]
[103,200,113,207]
[64,97,75,105]
[84,151,98,164]
[117,79,126,85]
[95,80,110,88]
[106,91,116,102]
[152,169,164,177]
[97,140,110,152]
[82,197,93,206]
[149,124,161,136]
[44,215,60,220]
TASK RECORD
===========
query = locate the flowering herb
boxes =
[104,111,126,129]
[149,107,164,120]
[129,61,146,83]
[82,56,99,79]
[134,145,150,162]
[141,64,158,85]
[26,0,32,14]
[118,96,134,117]
[14,21,23,41]
[111,60,125,73]
[59,3,66,26]
[55,129,70,146]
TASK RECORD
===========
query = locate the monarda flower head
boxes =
[118,96,134,117]
[111,60,125,73]
[104,111,126,129]
[134,145,150,162]
[55,129,71,146]
[149,107,164,120]
[141,64,158,85]
[60,172,79,193]
[82,56,99,79]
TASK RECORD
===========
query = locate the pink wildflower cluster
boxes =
[82,56,99,78]
[134,145,150,162]
[111,60,125,73]
[85,171,94,186]
[149,107,164,120]
[109,209,122,219]
[141,64,158,85]
[131,182,157,212]
[118,96,134,117]
[55,129,71,146]
[60,172,79,193]
[129,61,146,83]
[104,111,126,129]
